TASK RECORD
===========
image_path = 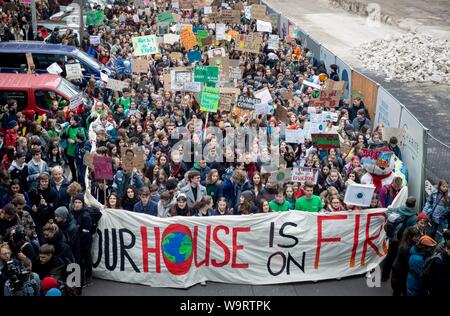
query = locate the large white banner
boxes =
[92,209,388,288]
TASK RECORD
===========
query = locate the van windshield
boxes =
[74,49,102,71]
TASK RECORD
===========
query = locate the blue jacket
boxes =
[423,190,450,228]
[132,200,158,217]
[223,179,253,214]
[352,117,371,132]
[112,170,144,199]
[406,245,432,296]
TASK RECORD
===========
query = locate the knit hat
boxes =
[54,206,69,220]
[46,288,62,296]
[419,235,437,247]
[41,277,58,292]
[416,212,429,222]
[73,194,84,204]
[345,124,354,131]
[7,120,18,130]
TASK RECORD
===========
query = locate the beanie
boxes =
[345,124,354,131]
[7,120,18,130]
[416,212,429,222]
[46,288,62,296]
[41,277,58,292]
[73,194,84,204]
[54,206,69,220]
[419,235,437,247]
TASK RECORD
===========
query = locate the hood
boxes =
[396,206,416,217]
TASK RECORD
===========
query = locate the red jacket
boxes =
[5,129,18,147]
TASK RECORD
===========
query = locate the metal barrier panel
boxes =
[279,15,290,39]
[335,56,352,99]
[319,45,337,76]
[351,70,379,121]
[374,86,403,128]
[399,107,428,209]
[306,35,321,67]
[426,133,450,185]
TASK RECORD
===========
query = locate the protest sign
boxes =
[235,33,263,54]
[65,63,83,80]
[170,52,183,62]
[254,87,273,104]
[274,105,288,123]
[219,87,240,111]
[187,50,202,63]
[310,80,346,108]
[183,82,202,93]
[164,33,180,45]
[237,95,260,110]
[254,102,269,116]
[121,147,146,172]
[89,35,101,45]
[157,10,175,23]
[291,167,319,184]
[344,183,376,207]
[93,156,113,181]
[285,129,305,144]
[106,79,130,92]
[200,86,220,112]
[227,29,239,40]
[210,55,229,79]
[46,62,63,75]
[194,65,219,83]
[268,34,279,50]
[132,35,159,56]
[220,9,241,24]
[256,20,272,33]
[201,36,213,46]
[251,4,267,20]
[158,23,170,36]
[179,0,193,10]
[171,67,193,90]
[196,30,209,48]
[87,9,104,26]
[229,66,242,80]
[311,133,340,149]
[322,111,339,122]
[244,5,252,20]
[204,6,212,14]
[215,23,226,40]
[382,128,406,147]
[92,209,388,288]
[180,27,198,50]
[132,58,149,73]
[207,47,226,58]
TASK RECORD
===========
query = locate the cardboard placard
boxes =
[310,80,346,108]
[229,66,242,80]
[106,78,130,92]
[65,63,83,80]
[291,167,319,184]
[178,0,193,10]
[274,105,288,123]
[235,32,262,54]
[132,35,159,56]
[171,67,194,91]
[200,86,220,113]
[311,133,340,149]
[201,36,213,46]
[251,4,267,20]
[180,27,198,50]
[267,34,279,50]
[220,9,241,24]
[121,148,146,172]
[93,156,113,180]
[237,95,260,110]
[183,82,202,92]
[132,58,149,74]
[219,87,240,111]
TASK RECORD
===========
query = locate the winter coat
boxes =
[33,255,65,281]
[224,180,253,214]
[45,231,75,266]
[157,200,175,218]
[386,206,417,228]
[132,200,158,217]
[425,252,450,296]
[50,178,71,209]
[59,213,79,259]
[179,184,208,208]
[206,183,223,206]
[112,170,145,199]
[8,161,28,189]
[423,190,449,228]
[72,209,93,251]
[26,159,48,185]
[407,246,432,296]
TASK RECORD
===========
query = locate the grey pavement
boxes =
[83,275,392,296]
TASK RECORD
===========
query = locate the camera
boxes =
[6,260,30,292]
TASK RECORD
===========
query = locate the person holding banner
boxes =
[295,181,323,213]
[269,189,290,212]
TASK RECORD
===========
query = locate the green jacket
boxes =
[65,125,86,157]
[269,200,291,212]
[387,206,417,227]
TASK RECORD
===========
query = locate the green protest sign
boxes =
[87,10,104,26]
[157,11,175,23]
[311,133,340,149]
[194,65,219,83]
[132,35,159,56]
[200,86,220,112]
[196,30,209,48]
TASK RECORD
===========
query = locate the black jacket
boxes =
[72,209,93,251]
[45,231,75,266]
[33,255,65,281]
[427,253,450,297]
[50,178,71,209]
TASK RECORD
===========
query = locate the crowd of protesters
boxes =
[0,0,448,297]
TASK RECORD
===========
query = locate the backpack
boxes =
[385,210,408,242]
[421,253,444,294]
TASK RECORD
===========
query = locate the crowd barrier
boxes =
[259,0,450,209]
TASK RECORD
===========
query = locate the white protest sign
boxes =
[291,167,319,184]
[344,183,376,207]
[106,78,130,91]
[89,35,101,45]
[267,34,279,50]
[322,111,339,122]
[183,81,202,92]
[285,129,305,144]
[65,63,83,80]
[92,208,388,288]
[215,23,226,40]
[204,6,212,14]
[133,14,140,23]
[207,47,226,58]
[302,80,321,90]
[256,19,272,33]
[244,6,252,20]
[46,62,63,74]
[164,33,180,45]
[100,72,109,82]
[254,87,273,104]
[254,102,269,116]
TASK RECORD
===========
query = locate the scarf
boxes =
[371,172,392,192]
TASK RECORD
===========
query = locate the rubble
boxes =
[354,33,450,84]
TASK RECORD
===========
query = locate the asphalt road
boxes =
[83,274,392,296]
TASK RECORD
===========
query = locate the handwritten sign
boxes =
[106,79,130,92]
[285,129,305,144]
[65,63,83,80]
[187,50,202,63]
[121,148,146,172]
[220,9,241,24]
[251,4,267,20]
[132,35,159,56]
[291,167,319,184]
[89,35,101,45]
[132,58,149,74]
[310,80,346,108]
[180,27,198,50]
[311,133,340,149]
[157,10,175,23]
[200,86,220,112]
[196,30,209,48]
[93,156,113,180]
[237,95,260,110]
[235,33,262,54]
[46,62,63,75]
[163,33,180,45]
[256,20,272,33]
[194,65,219,83]
[267,34,279,50]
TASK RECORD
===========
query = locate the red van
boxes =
[0,73,92,115]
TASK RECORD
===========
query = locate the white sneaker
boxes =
[200,281,206,286]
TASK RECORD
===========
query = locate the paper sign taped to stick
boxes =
[65,63,83,80]
[106,79,130,91]
[93,156,113,180]
[121,147,146,172]
[47,62,63,75]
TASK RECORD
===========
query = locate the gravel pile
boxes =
[354,33,450,84]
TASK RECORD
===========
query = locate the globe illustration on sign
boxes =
[356,192,364,199]
[162,232,193,264]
